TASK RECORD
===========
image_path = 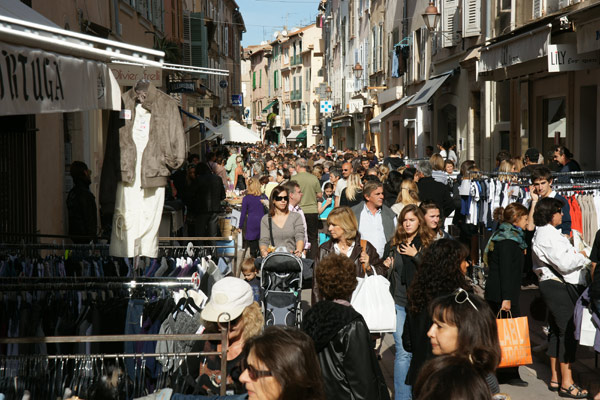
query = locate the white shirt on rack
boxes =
[532,224,590,285]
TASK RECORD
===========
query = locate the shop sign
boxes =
[167,81,195,93]
[197,99,213,108]
[548,44,600,72]
[231,94,243,106]
[312,125,321,134]
[1,42,120,116]
[576,18,600,54]
[108,63,162,87]
[349,98,364,113]
[479,26,550,74]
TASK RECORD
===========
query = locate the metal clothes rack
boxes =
[0,279,233,396]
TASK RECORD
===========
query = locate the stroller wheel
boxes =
[265,309,275,326]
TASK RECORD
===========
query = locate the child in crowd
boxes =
[318,182,335,245]
[241,257,261,302]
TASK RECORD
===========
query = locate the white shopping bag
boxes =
[350,267,396,333]
[579,307,597,347]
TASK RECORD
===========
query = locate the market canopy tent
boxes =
[216,120,262,144]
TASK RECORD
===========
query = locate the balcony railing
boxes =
[290,90,302,101]
[290,54,302,66]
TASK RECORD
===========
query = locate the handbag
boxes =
[350,265,397,333]
[496,311,533,368]
[269,216,313,280]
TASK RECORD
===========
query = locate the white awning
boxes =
[478,24,552,76]
[370,95,414,126]
[286,129,307,141]
[0,1,164,67]
[407,72,452,107]
[0,41,121,115]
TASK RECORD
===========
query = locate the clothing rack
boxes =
[159,236,239,277]
[0,276,200,291]
[0,330,230,395]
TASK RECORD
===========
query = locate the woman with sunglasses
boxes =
[425,290,502,395]
[532,197,590,399]
[403,239,471,388]
[240,326,325,400]
[483,202,529,387]
[382,204,434,400]
[259,185,305,258]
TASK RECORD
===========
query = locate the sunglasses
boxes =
[454,288,478,311]
[241,360,273,380]
[274,195,289,202]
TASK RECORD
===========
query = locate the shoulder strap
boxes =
[268,216,275,246]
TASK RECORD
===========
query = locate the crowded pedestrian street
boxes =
[2,0,600,399]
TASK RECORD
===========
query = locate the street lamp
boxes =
[353,62,364,80]
[422,2,441,32]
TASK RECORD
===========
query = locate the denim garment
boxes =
[125,298,146,379]
[392,304,412,400]
[171,394,248,400]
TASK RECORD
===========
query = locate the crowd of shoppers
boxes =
[156,141,600,400]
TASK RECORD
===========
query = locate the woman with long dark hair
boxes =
[382,204,434,400]
[240,326,325,400]
[403,239,471,386]
[259,185,304,257]
[426,291,502,394]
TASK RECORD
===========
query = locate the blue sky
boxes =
[237,0,321,47]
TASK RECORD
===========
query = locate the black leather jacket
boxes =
[302,301,390,400]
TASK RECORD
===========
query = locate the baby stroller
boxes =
[260,249,303,327]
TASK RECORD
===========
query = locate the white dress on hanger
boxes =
[110,104,165,258]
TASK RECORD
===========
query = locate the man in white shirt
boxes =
[334,162,353,207]
[351,181,397,258]
[284,181,309,253]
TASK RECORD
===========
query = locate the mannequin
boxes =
[100,80,185,258]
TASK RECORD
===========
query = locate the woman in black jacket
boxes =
[483,202,529,387]
[303,253,390,400]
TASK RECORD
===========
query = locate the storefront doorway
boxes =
[541,96,567,158]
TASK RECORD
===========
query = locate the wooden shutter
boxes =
[442,0,459,47]
[190,12,205,67]
[463,0,481,37]
[533,0,543,19]
[182,11,192,65]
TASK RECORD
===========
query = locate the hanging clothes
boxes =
[110,104,165,258]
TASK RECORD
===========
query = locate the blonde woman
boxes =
[430,154,448,185]
[379,164,390,183]
[498,160,517,182]
[391,179,420,216]
[339,173,363,208]
[188,277,264,395]
[239,177,267,257]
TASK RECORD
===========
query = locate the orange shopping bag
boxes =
[496,311,533,368]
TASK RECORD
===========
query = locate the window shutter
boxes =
[253,72,256,89]
[462,0,481,37]
[190,12,205,67]
[532,0,543,19]
[259,70,262,88]
[182,11,192,66]
[442,0,459,47]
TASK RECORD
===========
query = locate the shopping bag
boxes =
[496,312,532,368]
[579,307,597,347]
[350,267,396,333]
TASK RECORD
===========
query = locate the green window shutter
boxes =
[259,70,262,88]
[253,72,256,89]
[190,12,207,68]
[274,71,277,89]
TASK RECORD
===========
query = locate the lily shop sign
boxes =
[547,44,600,72]
[1,42,120,115]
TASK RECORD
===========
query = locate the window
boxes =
[462,0,481,37]
[224,26,229,56]
[442,0,459,47]
[306,68,311,90]
[274,71,278,89]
